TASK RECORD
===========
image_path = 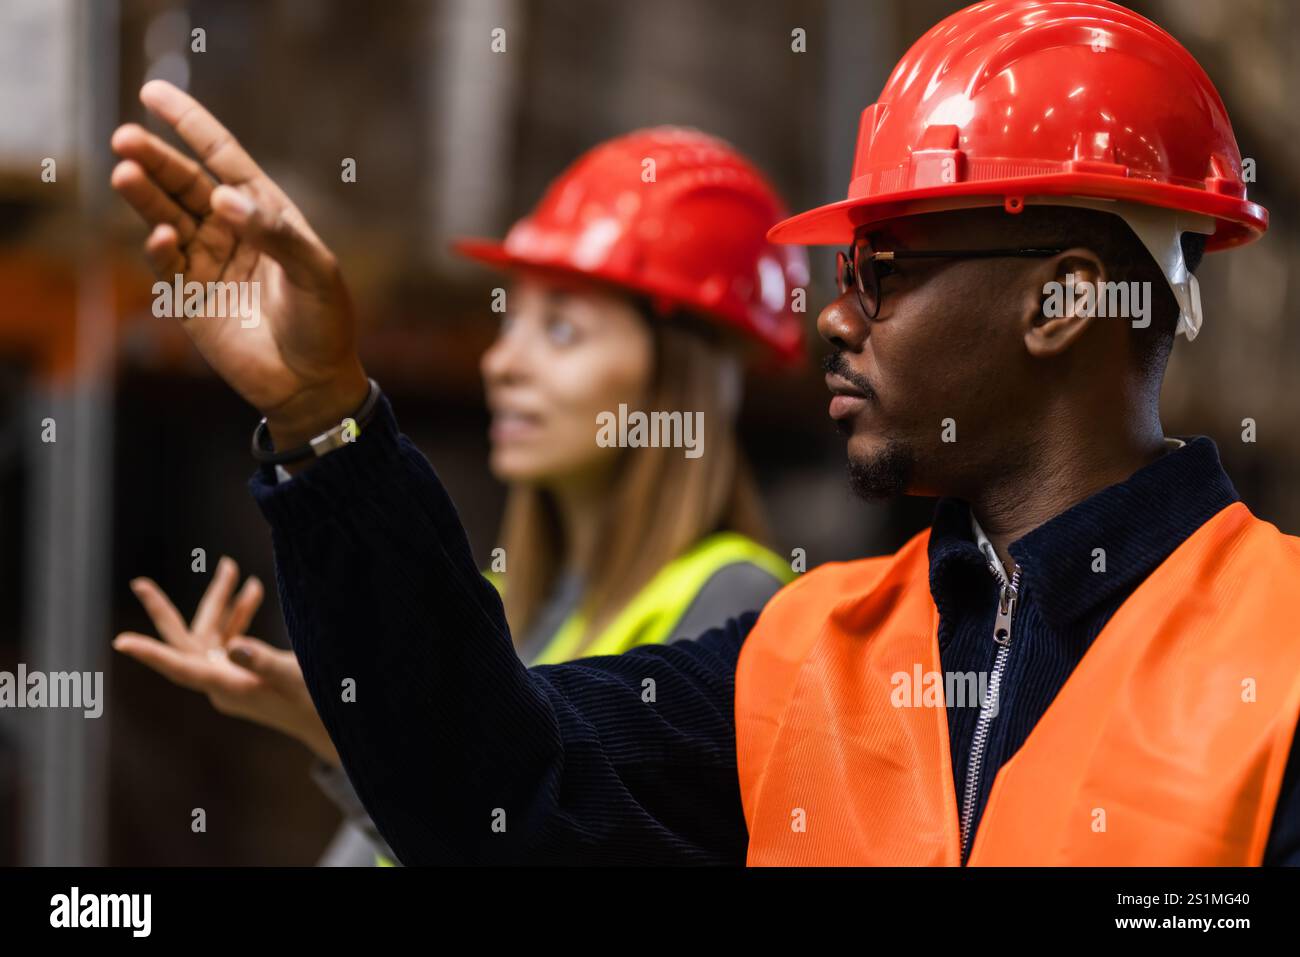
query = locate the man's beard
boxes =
[846,438,915,500]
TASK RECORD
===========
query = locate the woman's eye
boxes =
[547,318,578,346]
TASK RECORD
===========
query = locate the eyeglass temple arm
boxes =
[870,248,1067,261]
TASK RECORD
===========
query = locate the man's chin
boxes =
[845,437,915,501]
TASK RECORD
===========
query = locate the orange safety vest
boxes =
[735,502,1300,865]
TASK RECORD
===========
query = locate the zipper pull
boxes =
[992,569,1020,646]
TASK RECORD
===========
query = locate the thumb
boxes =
[210,185,334,288]
[226,637,304,694]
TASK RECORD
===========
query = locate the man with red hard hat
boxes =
[111,0,1300,865]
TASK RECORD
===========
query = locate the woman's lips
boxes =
[490,411,543,443]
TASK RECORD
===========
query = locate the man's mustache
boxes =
[822,352,878,402]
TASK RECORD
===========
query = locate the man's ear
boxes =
[1023,248,1106,358]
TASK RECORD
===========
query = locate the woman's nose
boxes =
[481,329,526,383]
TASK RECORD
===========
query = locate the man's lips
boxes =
[825,373,871,420]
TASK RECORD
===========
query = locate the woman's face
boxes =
[481,277,655,488]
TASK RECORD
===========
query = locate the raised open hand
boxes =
[111,80,368,449]
[114,556,338,766]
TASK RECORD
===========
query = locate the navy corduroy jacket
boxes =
[251,397,1300,865]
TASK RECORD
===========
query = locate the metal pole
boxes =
[21,0,117,866]
[426,0,522,270]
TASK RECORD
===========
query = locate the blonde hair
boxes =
[499,319,770,652]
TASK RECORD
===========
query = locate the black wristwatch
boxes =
[251,378,382,465]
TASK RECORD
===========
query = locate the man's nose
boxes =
[817,292,869,352]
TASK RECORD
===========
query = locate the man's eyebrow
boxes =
[859,225,907,249]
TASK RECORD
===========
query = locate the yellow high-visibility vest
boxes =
[497,531,792,665]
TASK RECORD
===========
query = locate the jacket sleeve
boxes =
[250,396,751,865]
[1263,721,1300,866]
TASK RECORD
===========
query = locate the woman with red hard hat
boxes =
[113,122,808,864]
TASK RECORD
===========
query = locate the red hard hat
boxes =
[455,127,809,363]
[769,0,1267,253]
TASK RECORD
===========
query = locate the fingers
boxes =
[130,559,262,655]
[139,80,262,185]
[222,574,264,641]
[129,81,336,289]
[109,123,237,274]
[192,556,240,638]
[110,122,214,218]
[225,638,305,694]
[120,181,236,280]
[110,159,199,245]
[209,185,336,288]
[128,577,193,649]
[113,633,217,694]
[144,223,186,277]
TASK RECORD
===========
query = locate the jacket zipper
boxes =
[959,547,1020,863]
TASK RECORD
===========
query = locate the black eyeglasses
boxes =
[836,237,1069,319]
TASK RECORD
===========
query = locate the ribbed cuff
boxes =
[249,392,404,528]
